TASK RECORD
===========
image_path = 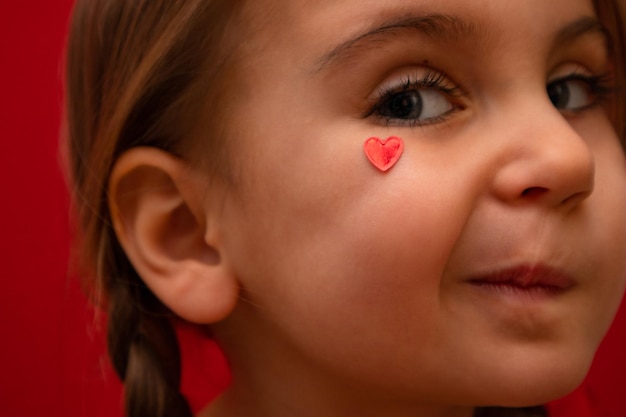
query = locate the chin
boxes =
[488,377,584,408]
[474,349,593,407]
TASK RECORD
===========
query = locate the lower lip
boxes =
[468,282,569,299]
[467,267,575,300]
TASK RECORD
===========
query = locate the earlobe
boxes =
[108,147,239,324]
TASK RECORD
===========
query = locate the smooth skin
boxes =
[108,0,626,416]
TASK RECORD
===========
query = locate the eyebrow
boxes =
[312,13,608,74]
[553,16,609,49]
[312,13,476,73]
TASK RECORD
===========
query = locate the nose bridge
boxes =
[490,101,595,208]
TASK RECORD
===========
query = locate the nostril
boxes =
[561,189,593,207]
[521,187,548,199]
[521,186,592,207]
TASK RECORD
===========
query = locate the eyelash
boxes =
[363,69,617,128]
[363,70,463,127]
[548,72,616,111]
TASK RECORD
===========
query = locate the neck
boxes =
[199,381,476,417]
[204,309,476,417]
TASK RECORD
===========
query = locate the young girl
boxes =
[65,0,626,416]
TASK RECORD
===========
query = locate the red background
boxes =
[1,1,625,416]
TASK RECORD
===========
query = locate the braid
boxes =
[107,247,193,417]
[66,0,241,415]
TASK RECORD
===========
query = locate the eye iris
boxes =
[548,81,570,109]
[384,91,423,119]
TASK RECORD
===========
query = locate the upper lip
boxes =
[467,264,576,290]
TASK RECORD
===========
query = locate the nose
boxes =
[490,106,595,209]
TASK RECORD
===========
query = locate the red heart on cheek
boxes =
[364,136,405,172]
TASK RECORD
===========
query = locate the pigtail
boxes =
[107,264,192,417]
[65,0,239,415]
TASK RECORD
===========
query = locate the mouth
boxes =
[467,264,576,298]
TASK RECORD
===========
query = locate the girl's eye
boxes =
[547,74,612,112]
[547,78,591,111]
[377,88,454,122]
[365,71,460,127]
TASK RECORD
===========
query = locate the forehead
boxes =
[234,0,597,60]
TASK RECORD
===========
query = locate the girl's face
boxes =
[212,0,626,412]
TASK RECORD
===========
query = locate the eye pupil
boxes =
[547,81,570,109]
[385,91,423,119]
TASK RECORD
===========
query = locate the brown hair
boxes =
[595,0,626,141]
[64,1,625,416]
[65,1,239,416]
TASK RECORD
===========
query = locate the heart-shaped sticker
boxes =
[364,136,404,172]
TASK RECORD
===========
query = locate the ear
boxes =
[108,147,239,324]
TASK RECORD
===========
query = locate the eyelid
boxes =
[548,63,593,82]
[371,68,459,99]
[547,63,617,113]
[362,68,465,127]
[363,68,462,114]
[549,62,616,90]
